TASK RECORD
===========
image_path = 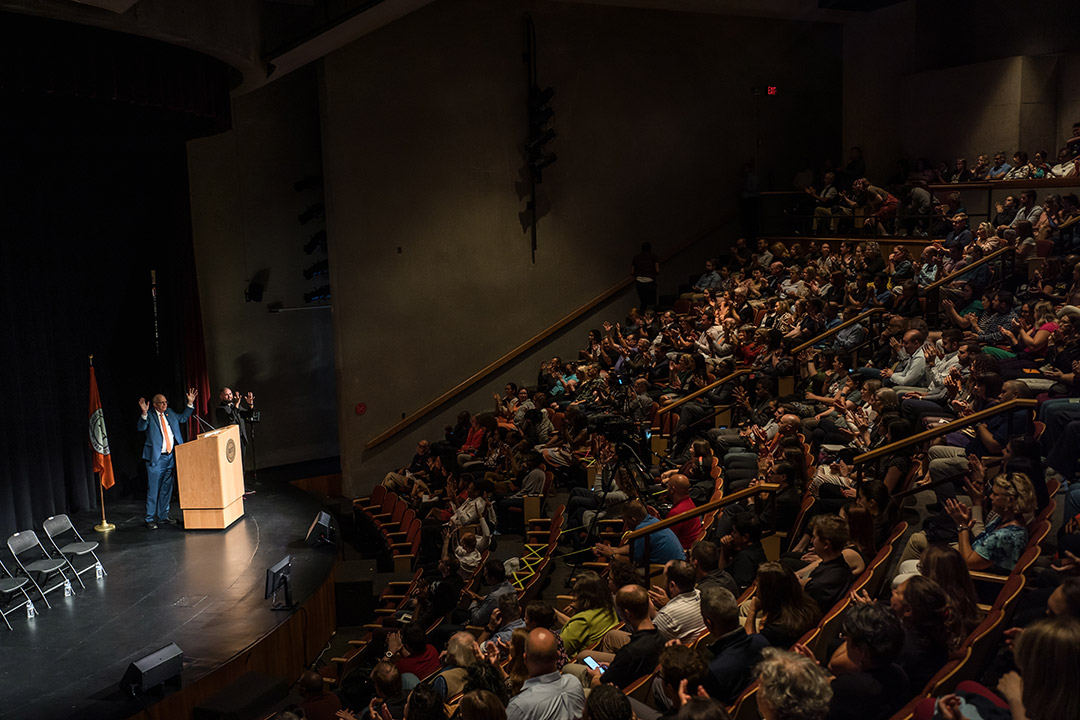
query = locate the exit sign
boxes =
[767,86,778,95]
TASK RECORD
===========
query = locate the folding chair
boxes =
[42,514,106,589]
[7,530,72,608]
[0,558,36,630]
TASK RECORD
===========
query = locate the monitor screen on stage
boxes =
[265,555,292,599]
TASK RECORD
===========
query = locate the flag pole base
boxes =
[95,522,116,532]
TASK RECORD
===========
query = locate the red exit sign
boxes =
[767,86,778,95]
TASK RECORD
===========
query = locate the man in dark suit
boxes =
[137,389,197,529]
[214,387,253,449]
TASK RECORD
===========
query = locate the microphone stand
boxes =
[193,414,218,434]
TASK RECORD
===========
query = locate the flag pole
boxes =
[90,355,115,532]
[95,481,114,532]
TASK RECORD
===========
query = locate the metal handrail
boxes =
[790,308,886,355]
[922,244,1013,293]
[656,369,752,416]
[853,398,1037,465]
[623,483,780,540]
[365,219,733,449]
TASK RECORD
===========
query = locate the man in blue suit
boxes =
[137,389,197,529]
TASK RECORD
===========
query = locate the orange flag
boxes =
[89,365,115,490]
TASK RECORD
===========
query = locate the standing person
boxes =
[631,242,660,311]
[215,386,254,447]
[137,388,197,529]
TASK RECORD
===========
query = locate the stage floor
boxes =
[1,477,337,720]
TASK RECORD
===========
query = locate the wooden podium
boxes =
[175,424,246,530]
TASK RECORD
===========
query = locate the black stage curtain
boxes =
[0,15,229,539]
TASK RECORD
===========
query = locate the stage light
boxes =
[530,152,558,172]
[303,229,327,255]
[303,285,330,304]
[298,203,324,225]
[303,259,328,280]
[526,128,557,155]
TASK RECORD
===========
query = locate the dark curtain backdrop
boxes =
[0,13,229,539]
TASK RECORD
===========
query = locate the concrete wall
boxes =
[188,65,339,469]
[319,0,842,493]
[844,1,1079,180]
[841,0,918,180]
[1055,53,1080,151]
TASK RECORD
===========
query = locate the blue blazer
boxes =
[137,405,195,461]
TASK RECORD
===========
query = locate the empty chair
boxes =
[7,530,72,608]
[0,558,35,630]
[42,514,106,589]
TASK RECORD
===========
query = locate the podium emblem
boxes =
[226,438,237,463]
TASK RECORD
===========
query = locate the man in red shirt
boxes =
[387,622,441,680]
[665,474,702,550]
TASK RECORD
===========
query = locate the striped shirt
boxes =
[655,589,707,642]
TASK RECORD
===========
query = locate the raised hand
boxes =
[186,387,198,405]
[138,397,149,414]
[945,498,972,527]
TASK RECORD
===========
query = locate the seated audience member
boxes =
[719,512,768,590]
[924,616,1080,720]
[699,586,770,703]
[496,452,547,531]
[801,515,853,613]
[431,632,480,700]
[755,648,833,720]
[448,522,491,579]
[986,151,1012,180]
[466,559,517,626]
[387,622,442,680]
[583,685,634,720]
[823,603,909,720]
[555,571,620,658]
[506,629,585,720]
[746,562,821,649]
[298,670,342,720]
[369,662,409,720]
[457,690,507,720]
[414,555,464,629]
[567,583,664,691]
[409,685,447,720]
[664,473,703,550]
[463,662,511,708]
[897,473,1035,578]
[524,601,570,670]
[648,560,708,643]
[479,592,528,645]
[593,500,686,565]
[656,644,709,717]
[690,540,738,596]
[829,576,955,694]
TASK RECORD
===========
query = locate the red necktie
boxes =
[160,412,173,454]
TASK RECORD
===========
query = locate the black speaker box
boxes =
[335,559,377,627]
[305,510,334,547]
[118,643,183,696]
